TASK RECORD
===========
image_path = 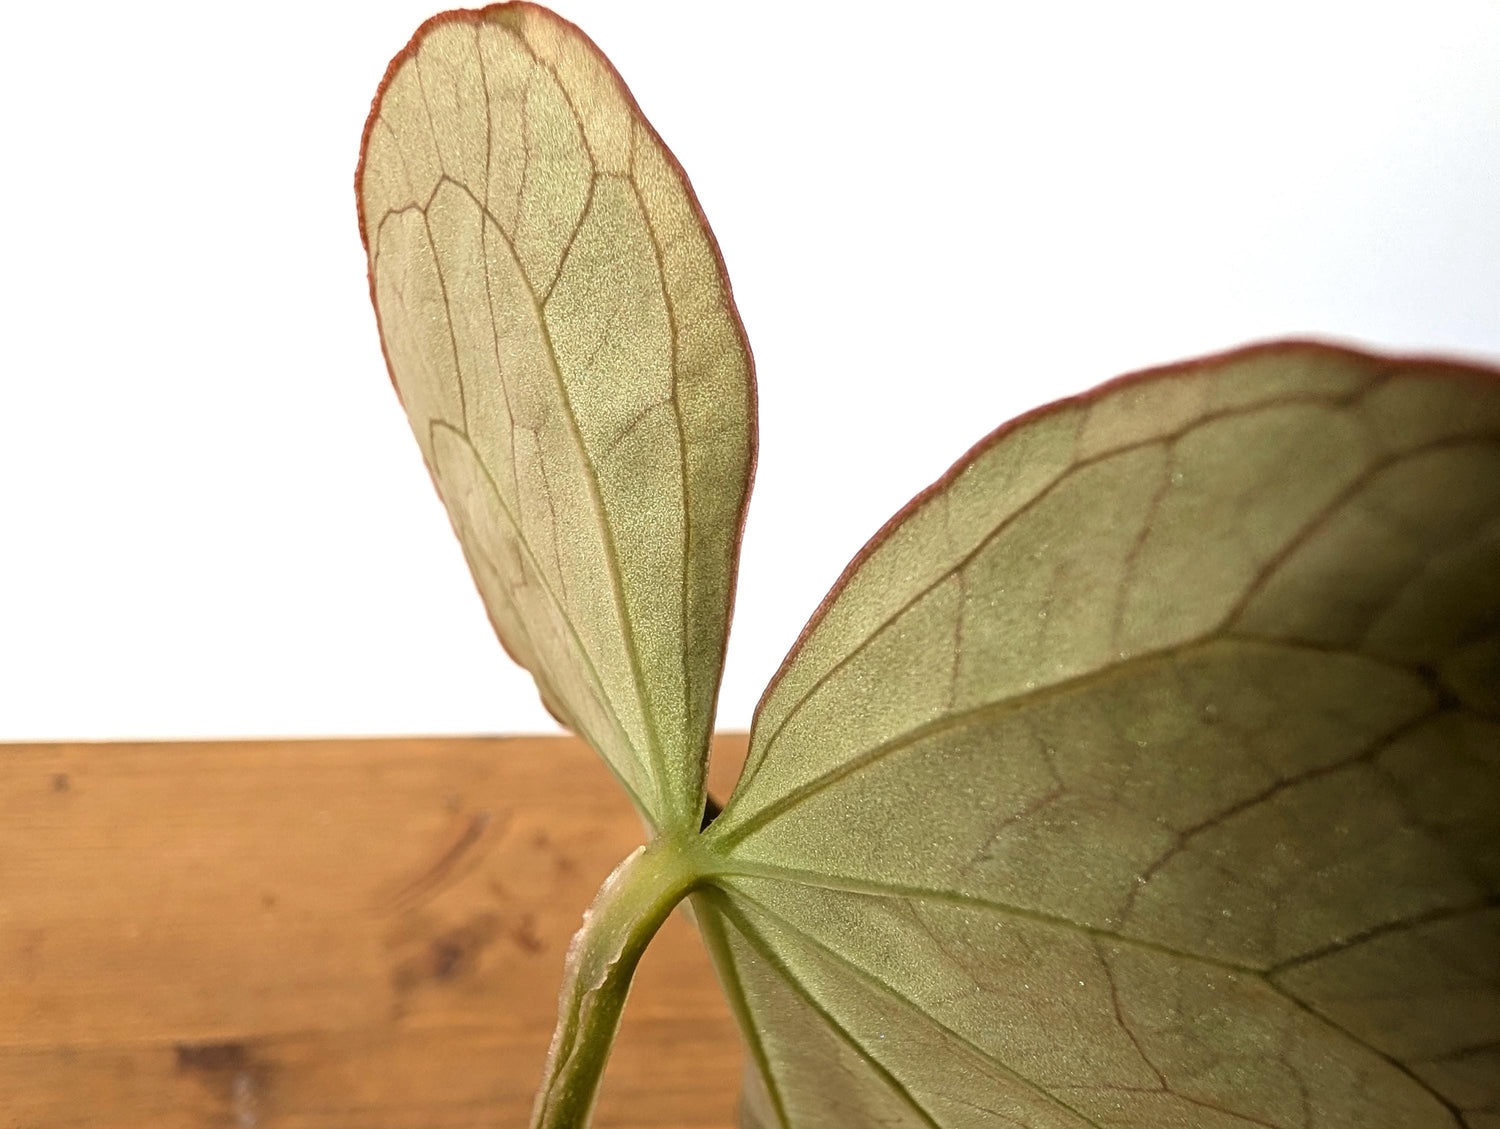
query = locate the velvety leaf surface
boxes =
[355,3,754,834]
[357,9,1499,1127]
[701,344,1500,1129]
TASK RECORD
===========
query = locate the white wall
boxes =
[4,1,1498,741]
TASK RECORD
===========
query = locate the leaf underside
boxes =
[356,1,754,837]
[699,345,1500,1129]
[358,6,1500,1128]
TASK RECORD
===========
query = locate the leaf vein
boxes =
[725,885,1108,1129]
[734,390,1376,811]
[710,893,949,1129]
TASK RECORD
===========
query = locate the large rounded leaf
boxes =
[701,343,1500,1129]
[355,3,755,835]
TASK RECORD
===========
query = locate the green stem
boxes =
[529,836,707,1129]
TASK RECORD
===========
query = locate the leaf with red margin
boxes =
[699,342,1500,1129]
[357,8,1500,1129]
[355,3,756,836]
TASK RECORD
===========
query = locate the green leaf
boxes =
[355,3,755,837]
[698,343,1500,1128]
[358,8,1500,1129]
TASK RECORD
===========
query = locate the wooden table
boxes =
[0,735,751,1128]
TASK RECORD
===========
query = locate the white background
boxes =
[3,1,1499,741]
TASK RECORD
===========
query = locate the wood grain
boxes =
[0,734,752,1128]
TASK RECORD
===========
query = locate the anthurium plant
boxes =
[355,5,1500,1127]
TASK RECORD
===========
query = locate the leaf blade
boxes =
[710,343,1500,1127]
[356,4,755,834]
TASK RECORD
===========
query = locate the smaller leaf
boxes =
[356,2,757,836]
